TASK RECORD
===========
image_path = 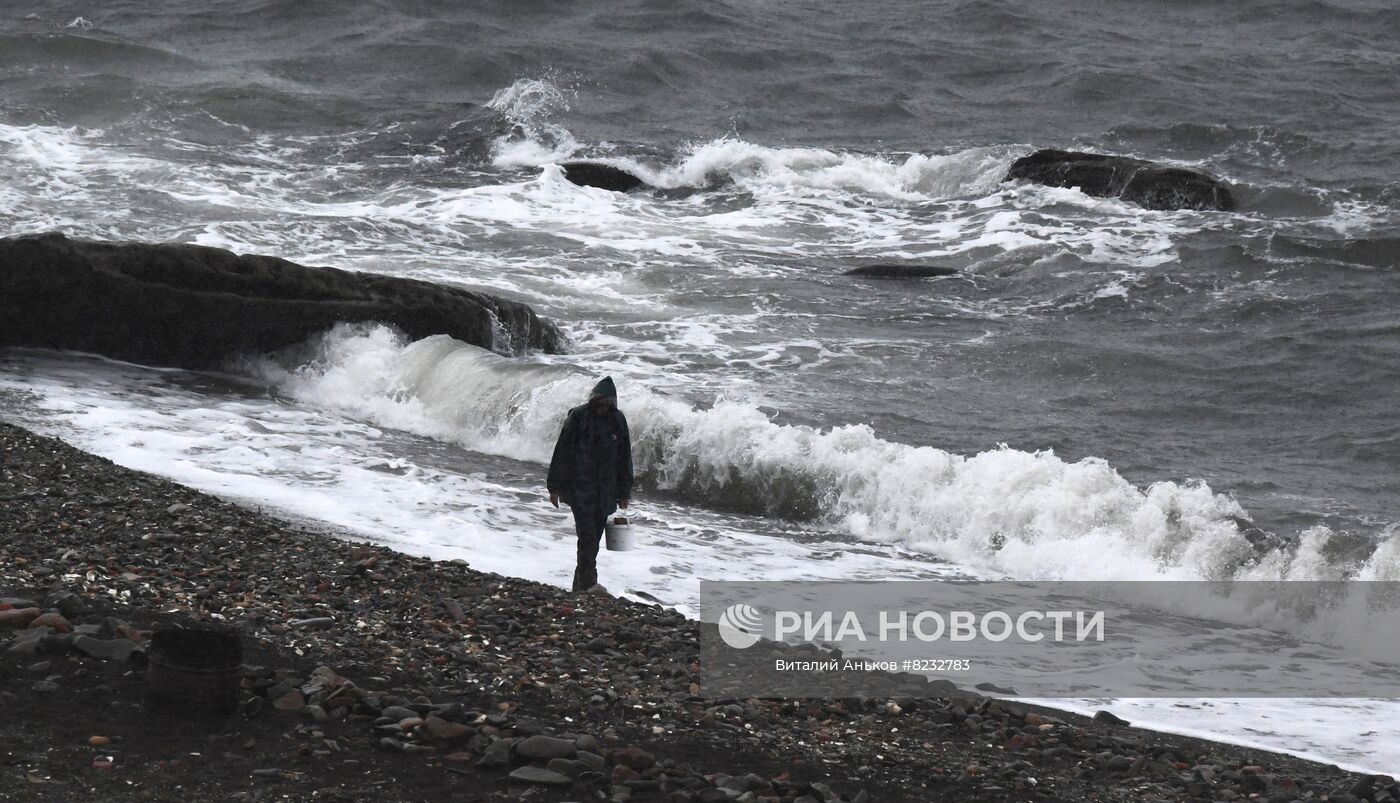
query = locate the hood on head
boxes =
[588,376,617,403]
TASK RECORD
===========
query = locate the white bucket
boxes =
[604,516,636,551]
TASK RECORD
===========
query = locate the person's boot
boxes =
[571,568,587,593]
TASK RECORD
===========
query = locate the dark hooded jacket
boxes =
[547,377,634,511]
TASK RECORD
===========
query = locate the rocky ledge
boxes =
[0,233,564,370]
[1,421,1394,802]
[1004,150,1237,211]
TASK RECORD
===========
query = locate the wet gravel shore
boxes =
[2,421,1395,802]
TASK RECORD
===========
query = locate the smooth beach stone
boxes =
[508,766,573,786]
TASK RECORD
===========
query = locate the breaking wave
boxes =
[479,78,1013,201]
[635,140,1018,201]
[254,323,1400,585]
[486,77,580,168]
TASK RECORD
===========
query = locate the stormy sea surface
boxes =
[3,0,1399,773]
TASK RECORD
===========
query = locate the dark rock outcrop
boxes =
[844,264,959,279]
[0,232,563,370]
[1230,515,1304,556]
[559,162,648,192]
[1005,149,1236,211]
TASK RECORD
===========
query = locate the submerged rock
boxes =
[843,264,959,279]
[0,232,563,369]
[1093,710,1131,727]
[559,161,648,192]
[1005,149,1236,211]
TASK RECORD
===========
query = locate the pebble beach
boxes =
[3,421,1395,803]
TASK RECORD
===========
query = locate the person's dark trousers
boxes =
[570,501,610,592]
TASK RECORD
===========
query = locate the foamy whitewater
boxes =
[3,0,1400,773]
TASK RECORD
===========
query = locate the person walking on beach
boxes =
[547,377,634,592]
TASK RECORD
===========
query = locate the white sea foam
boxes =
[0,115,1201,330]
[646,139,1016,201]
[0,351,970,608]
